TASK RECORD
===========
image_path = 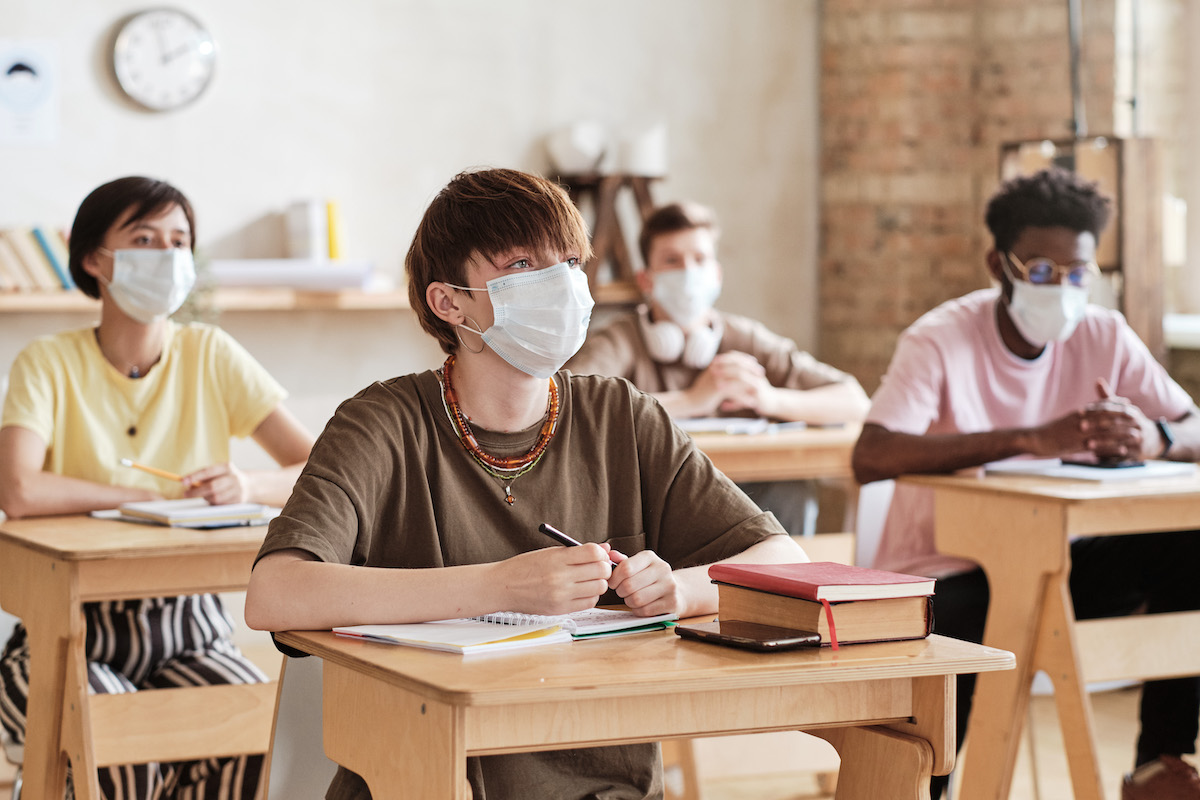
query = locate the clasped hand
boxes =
[495,543,682,618]
[1035,379,1160,462]
[690,351,776,416]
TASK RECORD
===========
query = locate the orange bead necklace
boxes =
[438,354,560,505]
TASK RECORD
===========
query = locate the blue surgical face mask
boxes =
[447,262,595,379]
[98,247,196,324]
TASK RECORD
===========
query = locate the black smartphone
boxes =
[674,620,821,651]
[1062,458,1145,468]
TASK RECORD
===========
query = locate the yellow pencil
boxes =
[119,458,183,482]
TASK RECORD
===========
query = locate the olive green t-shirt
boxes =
[259,369,786,800]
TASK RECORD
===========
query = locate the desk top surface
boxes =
[277,628,1013,708]
[688,423,860,454]
[899,470,1200,502]
[0,515,268,560]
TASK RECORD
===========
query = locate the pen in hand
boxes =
[538,523,620,567]
[119,458,183,482]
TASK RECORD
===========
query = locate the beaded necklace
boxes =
[437,354,560,505]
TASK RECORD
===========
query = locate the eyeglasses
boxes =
[1005,251,1099,288]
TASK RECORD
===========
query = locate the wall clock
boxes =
[112,8,217,111]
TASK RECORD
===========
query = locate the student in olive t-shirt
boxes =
[246,168,806,800]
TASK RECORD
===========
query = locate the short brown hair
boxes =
[638,201,719,265]
[68,177,196,299]
[406,168,593,354]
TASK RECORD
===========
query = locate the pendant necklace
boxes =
[438,354,560,506]
[94,329,156,437]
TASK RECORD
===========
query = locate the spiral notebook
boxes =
[475,608,678,640]
[333,609,677,655]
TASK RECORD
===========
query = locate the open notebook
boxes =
[334,609,678,655]
[91,498,280,529]
[984,458,1197,482]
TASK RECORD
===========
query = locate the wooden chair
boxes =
[260,655,338,798]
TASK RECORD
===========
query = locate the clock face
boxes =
[112,8,216,111]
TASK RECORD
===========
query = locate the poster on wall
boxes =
[0,40,59,144]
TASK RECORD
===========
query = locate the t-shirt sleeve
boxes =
[565,317,639,379]
[255,390,381,567]
[626,385,788,567]
[1113,321,1195,420]
[1,342,57,444]
[206,327,288,438]
[866,328,946,435]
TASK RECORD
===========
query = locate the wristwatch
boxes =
[1155,418,1175,458]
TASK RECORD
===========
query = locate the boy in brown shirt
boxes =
[246,169,805,800]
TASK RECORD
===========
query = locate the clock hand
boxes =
[154,25,170,65]
[164,44,190,64]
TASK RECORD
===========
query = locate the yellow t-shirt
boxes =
[2,322,286,497]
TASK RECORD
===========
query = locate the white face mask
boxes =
[99,248,196,324]
[651,264,721,328]
[1004,262,1089,347]
[449,262,595,379]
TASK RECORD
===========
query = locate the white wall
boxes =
[1,0,821,445]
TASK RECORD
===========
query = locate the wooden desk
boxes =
[277,628,1012,799]
[0,516,277,800]
[902,472,1200,800]
[689,424,859,483]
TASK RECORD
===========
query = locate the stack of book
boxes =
[0,226,74,292]
[707,561,936,649]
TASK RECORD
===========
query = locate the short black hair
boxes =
[68,177,195,299]
[984,168,1112,253]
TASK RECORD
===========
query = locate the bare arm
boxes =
[182,404,315,506]
[751,380,871,425]
[851,422,1037,485]
[1161,409,1200,462]
[245,543,619,632]
[246,533,807,632]
[0,425,158,519]
[850,388,1196,485]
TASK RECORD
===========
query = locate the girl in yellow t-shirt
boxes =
[0,176,315,799]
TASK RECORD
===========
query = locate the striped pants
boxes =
[0,594,267,800]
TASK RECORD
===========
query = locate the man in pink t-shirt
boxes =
[853,168,1200,800]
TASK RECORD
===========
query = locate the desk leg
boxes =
[1036,575,1104,800]
[13,551,73,800]
[322,661,468,799]
[60,627,100,800]
[934,492,1066,800]
[813,725,934,800]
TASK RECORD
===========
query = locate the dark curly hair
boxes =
[984,168,1113,253]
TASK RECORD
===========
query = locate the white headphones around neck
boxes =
[638,305,724,369]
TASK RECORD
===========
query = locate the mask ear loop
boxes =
[455,316,486,354]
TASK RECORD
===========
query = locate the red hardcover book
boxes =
[707,561,935,602]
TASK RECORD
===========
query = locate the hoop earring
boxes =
[454,316,485,354]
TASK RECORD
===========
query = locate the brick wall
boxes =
[820,0,1118,391]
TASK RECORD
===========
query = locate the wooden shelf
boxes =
[0,284,637,313]
[0,288,411,313]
